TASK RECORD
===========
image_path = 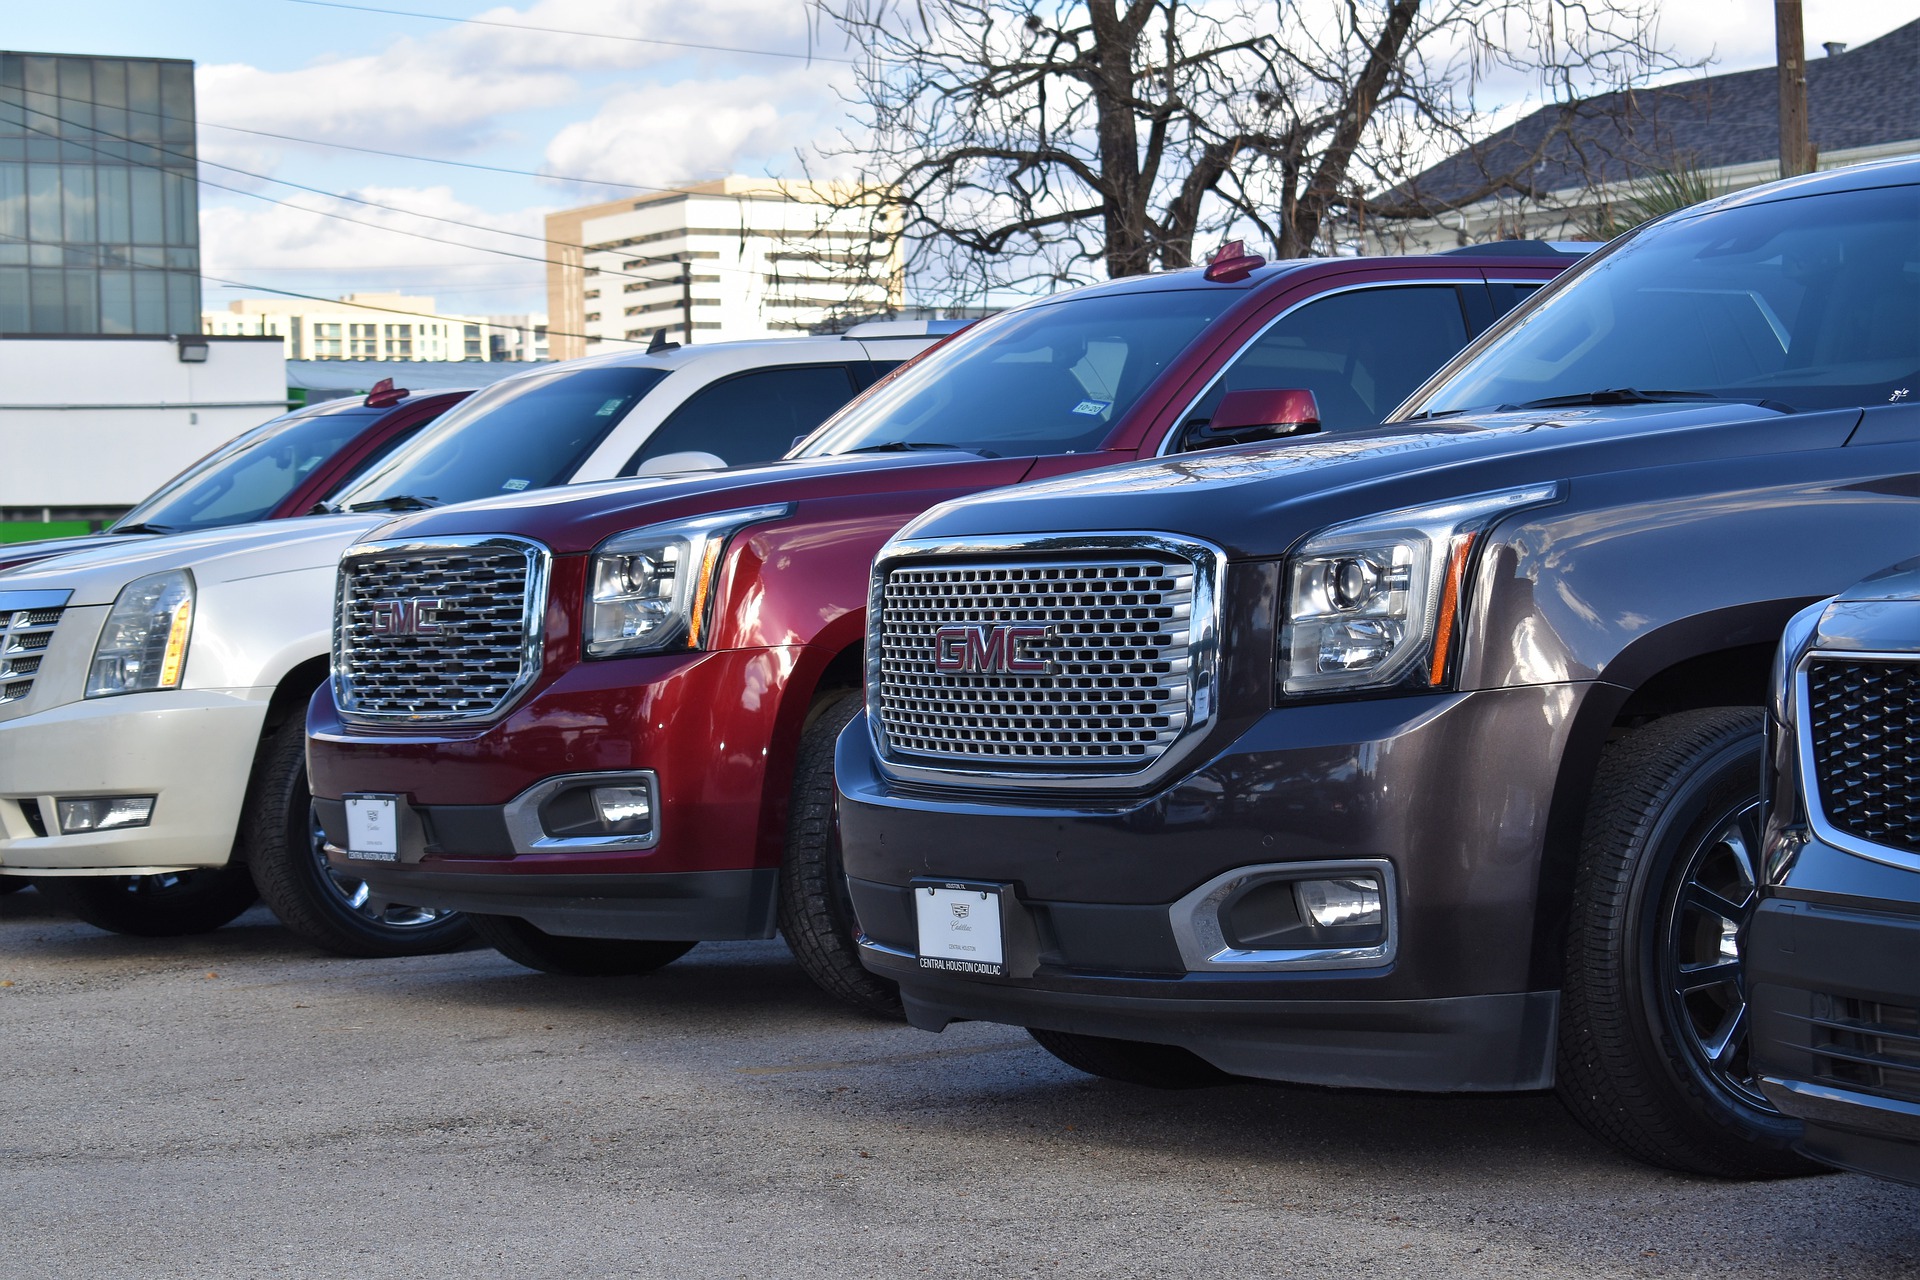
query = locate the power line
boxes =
[13,80,724,193]
[18,115,773,290]
[0,228,641,346]
[278,0,856,64]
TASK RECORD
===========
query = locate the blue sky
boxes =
[9,1,1918,319]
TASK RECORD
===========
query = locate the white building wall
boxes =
[202,294,507,363]
[0,336,286,511]
[574,180,898,351]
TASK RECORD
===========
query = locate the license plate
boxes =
[914,880,1006,976]
[343,794,399,861]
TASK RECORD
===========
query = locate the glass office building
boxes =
[0,51,201,335]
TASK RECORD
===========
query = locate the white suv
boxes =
[0,329,939,954]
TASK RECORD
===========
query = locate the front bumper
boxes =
[0,688,268,874]
[1750,839,1920,1189]
[308,644,815,939]
[838,682,1602,1093]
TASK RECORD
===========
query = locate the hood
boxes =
[897,401,1860,560]
[0,513,389,607]
[1836,555,1920,604]
[0,531,153,575]
[358,449,1045,552]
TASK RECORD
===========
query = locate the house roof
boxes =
[1392,19,1919,208]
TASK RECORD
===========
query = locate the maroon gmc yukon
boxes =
[306,245,1578,1012]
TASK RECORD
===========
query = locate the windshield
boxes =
[794,289,1230,457]
[335,365,668,508]
[115,403,382,534]
[1409,183,1919,417]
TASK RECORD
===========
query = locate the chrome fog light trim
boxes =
[1169,859,1397,972]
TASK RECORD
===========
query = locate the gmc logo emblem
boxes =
[365,598,447,637]
[933,624,1052,675]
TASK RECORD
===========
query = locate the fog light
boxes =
[56,796,156,834]
[1296,877,1383,930]
[591,785,653,833]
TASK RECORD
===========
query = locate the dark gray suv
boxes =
[835,159,1920,1177]
[1751,557,1920,1187]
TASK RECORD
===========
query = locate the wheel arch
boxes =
[1525,602,1799,990]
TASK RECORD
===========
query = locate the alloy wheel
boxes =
[1657,797,1768,1111]
[306,807,451,930]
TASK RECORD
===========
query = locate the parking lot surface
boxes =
[3,887,1917,1279]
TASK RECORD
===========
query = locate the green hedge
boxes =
[0,521,93,544]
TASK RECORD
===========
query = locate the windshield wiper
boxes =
[344,494,441,513]
[841,441,997,457]
[1504,388,1794,413]
[110,521,177,535]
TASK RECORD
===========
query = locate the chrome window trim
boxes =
[500,770,660,853]
[1168,859,1398,972]
[1152,277,1491,458]
[332,534,551,725]
[866,530,1226,793]
[1795,649,1920,872]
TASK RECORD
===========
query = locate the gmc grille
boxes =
[873,554,1199,771]
[0,607,63,705]
[333,539,547,723]
[1807,658,1920,855]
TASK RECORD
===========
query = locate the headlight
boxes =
[1279,483,1562,696]
[584,505,790,658]
[85,569,195,697]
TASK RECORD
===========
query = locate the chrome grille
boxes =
[1808,657,1919,854]
[874,554,1198,770]
[0,607,63,705]
[333,538,547,723]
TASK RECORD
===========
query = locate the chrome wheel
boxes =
[1658,797,1766,1111]
[306,807,451,931]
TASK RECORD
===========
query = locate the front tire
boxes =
[777,690,903,1018]
[1557,708,1821,1179]
[244,715,473,958]
[1028,1028,1231,1089]
[0,876,26,895]
[468,914,695,977]
[33,865,258,937]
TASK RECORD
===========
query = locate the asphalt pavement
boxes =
[3,886,1916,1279]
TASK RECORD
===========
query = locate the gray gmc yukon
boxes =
[835,159,1920,1177]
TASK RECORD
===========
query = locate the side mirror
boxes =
[1182,388,1321,451]
[631,450,728,477]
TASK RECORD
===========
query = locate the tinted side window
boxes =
[1180,286,1471,440]
[626,365,859,473]
[1489,282,1541,319]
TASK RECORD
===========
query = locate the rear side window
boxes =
[624,365,860,473]
[1180,285,1471,439]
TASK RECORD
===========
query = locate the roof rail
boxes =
[841,318,981,339]
[1439,239,1600,258]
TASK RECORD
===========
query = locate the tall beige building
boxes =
[544,179,901,362]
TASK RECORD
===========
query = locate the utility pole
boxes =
[680,256,695,345]
[1775,1,1813,178]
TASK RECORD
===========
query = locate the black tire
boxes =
[1557,707,1822,1179]
[468,913,696,977]
[0,876,26,895]
[776,690,903,1018]
[32,865,258,937]
[244,714,473,958]
[1028,1027,1232,1089]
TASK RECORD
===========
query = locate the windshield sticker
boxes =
[1071,399,1112,416]
[595,398,625,417]
[501,478,531,491]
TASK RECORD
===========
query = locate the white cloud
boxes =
[199,184,550,313]
[542,66,856,189]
